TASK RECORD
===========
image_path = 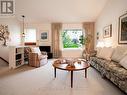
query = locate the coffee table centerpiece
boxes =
[54,58,87,68]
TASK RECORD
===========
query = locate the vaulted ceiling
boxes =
[15,0,109,23]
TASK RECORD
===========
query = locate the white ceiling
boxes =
[15,0,109,23]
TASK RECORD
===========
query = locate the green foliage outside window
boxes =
[62,29,84,48]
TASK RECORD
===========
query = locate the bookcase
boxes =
[9,46,28,69]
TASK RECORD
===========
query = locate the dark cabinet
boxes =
[39,46,53,59]
[47,52,53,59]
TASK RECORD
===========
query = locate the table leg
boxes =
[54,67,56,78]
[71,71,73,88]
[85,68,87,78]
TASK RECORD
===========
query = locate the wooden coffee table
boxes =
[52,58,90,88]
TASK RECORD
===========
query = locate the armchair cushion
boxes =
[41,51,47,55]
[31,47,41,56]
[39,55,48,60]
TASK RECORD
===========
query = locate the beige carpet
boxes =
[0,59,9,75]
[0,59,125,95]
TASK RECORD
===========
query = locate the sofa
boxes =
[90,46,127,94]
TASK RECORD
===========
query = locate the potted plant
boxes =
[79,34,92,60]
[0,25,10,46]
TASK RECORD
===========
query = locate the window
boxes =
[25,28,36,43]
[62,29,84,49]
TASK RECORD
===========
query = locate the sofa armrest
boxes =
[90,51,97,57]
[29,52,38,58]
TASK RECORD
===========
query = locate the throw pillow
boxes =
[31,47,41,56]
[119,55,127,69]
[96,47,102,57]
[97,47,114,60]
[111,46,127,62]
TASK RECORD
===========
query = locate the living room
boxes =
[0,0,127,95]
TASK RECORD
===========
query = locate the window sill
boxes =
[62,48,83,51]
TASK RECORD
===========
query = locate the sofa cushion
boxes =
[90,57,127,80]
[90,57,110,68]
[96,47,102,56]
[119,55,127,69]
[111,46,127,62]
[105,61,127,80]
[97,47,114,60]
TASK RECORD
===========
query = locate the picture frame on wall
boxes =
[103,24,112,38]
[40,31,48,41]
[118,13,127,44]
[96,32,99,40]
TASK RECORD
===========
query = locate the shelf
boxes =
[16,59,22,61]
[9,46,28,69]
[24,61,28,64]
[16,52,24,55]
[16,64,24,68]
[16,59,22,66]
[16,48,24,54]
[24,56,28,58]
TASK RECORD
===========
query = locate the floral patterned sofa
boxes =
[90,46,127,94]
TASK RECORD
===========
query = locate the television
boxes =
[39,46,51,52]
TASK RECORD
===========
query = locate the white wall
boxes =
[95,0,127,48]
[25,23,52,46]
[0,18,21,61]
[26,23,83,57]
[62,23,83,58]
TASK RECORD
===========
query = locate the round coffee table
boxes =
[52,58,90,88]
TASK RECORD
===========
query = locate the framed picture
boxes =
[97,32,99,40]
[40,31,48,41]
[118,13,127,44]
[103,24,112,38]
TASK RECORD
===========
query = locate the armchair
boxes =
[25,47,48,67]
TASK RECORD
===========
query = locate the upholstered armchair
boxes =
[25,47,48,67]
